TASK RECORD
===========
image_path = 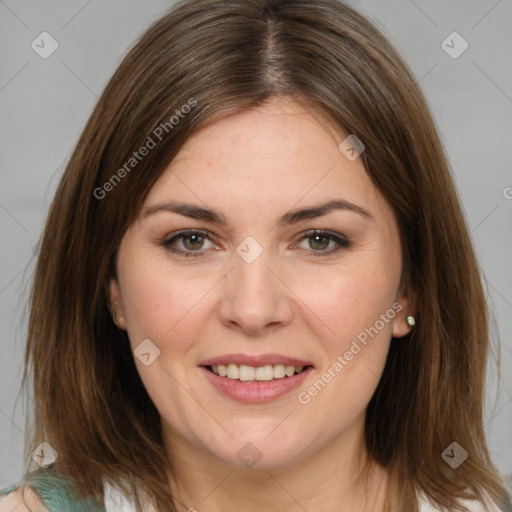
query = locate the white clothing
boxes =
[104,482,504,512]
[417,490,503,511]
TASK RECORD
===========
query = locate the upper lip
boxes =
[200,353,314,368]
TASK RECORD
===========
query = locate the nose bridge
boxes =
[233,243,273,295]
[218,236,292,333]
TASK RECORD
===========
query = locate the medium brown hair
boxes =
[22,0,511,510]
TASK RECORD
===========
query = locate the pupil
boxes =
[185,234,203,250]
[311,235,328,250]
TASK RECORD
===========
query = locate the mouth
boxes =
[199,361,314,403]
[204,363,312,382]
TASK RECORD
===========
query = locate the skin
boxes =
[109,98,415,512]
[0,487,49,512]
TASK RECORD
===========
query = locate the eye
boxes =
[162,229,350,259]
[294,230,350,257]
[162,230,216,258]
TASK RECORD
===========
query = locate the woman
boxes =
[1,0,510,510]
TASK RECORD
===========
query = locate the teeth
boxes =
[273,364,285,378]
[255,365,273,381]
[239,364,255,381]
[285,365,295,377]
[209,363,307,381]
[226,363,239,379]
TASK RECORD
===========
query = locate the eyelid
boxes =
[161,229,218,258]
[161,228,350,258]
[291,229,350,257]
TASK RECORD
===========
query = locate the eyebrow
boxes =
[141,198,373,226]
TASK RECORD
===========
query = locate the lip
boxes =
[199,353,314,368]
[201,365,314,404]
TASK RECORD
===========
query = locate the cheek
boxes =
[118,251,212,348]
[117,256,211,410]
[293,249,401,414]
[290,271,398,437]
[296,254,400,353]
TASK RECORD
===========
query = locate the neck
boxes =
[163,416,389,512]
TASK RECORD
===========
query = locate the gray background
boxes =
[1,0,511,487]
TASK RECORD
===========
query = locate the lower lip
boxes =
[200,366,313,403]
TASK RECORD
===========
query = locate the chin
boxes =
[211,430,307,469]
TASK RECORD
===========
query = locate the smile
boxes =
[209,363,307,381]
[201,365,314,403]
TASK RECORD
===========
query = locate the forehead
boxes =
[142,100,391,227]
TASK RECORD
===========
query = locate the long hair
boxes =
[22,0,511,510]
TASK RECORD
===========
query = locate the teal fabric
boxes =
[0,465,105,512]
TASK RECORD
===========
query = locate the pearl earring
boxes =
[406,316,415,327]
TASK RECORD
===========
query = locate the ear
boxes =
[392,280,417,339]
[109,278,127,330]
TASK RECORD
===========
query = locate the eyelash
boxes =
[161,229,351,259]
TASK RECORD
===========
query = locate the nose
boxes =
[217,244,294,336]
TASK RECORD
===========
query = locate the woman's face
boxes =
[110,99,413,469]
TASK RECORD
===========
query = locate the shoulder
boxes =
[0,466,106,512]
[0,486,49,512]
